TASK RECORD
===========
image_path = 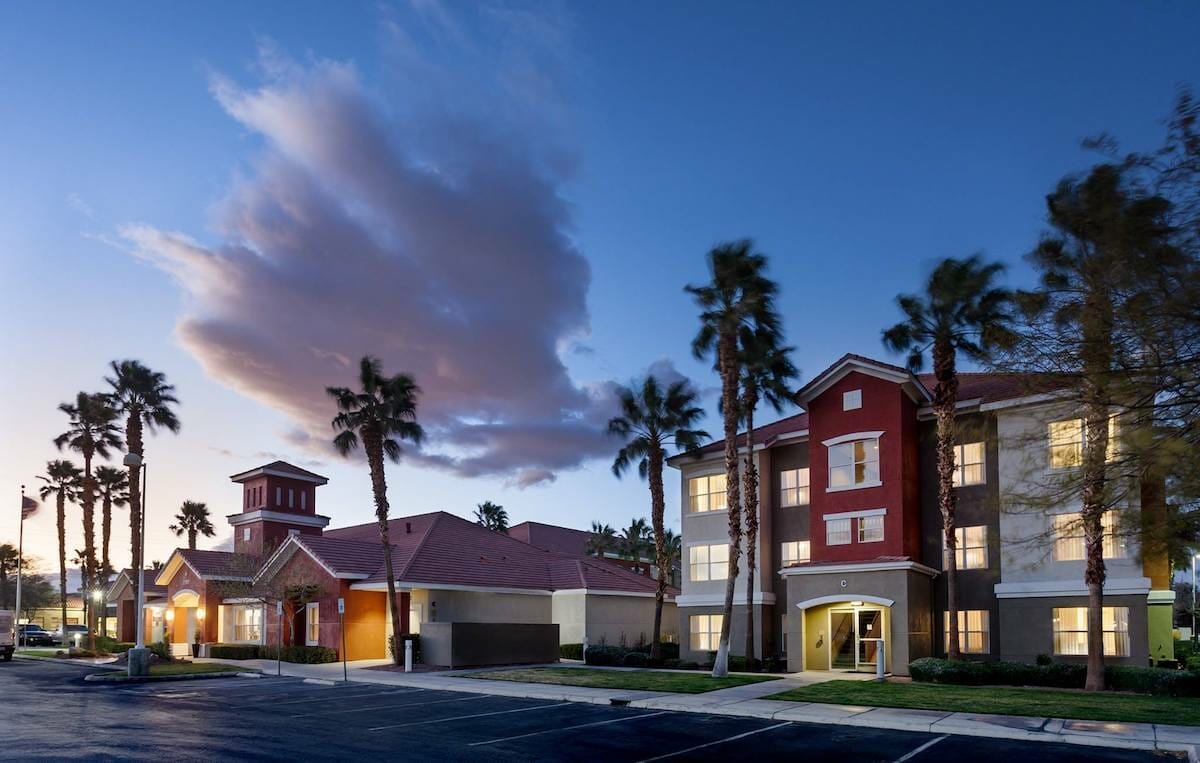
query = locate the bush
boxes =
[1188,655,1200,672]
[1035,653,1053,666]
[560,643,583,660]
[96,637,134,654]
[1175,640,1197,663]
[387,633,421,663]
[149,639,172,661]
[277,645,337,664]
[629,642,680,660]
[622,652,649,668]
[210,644,263,660]
[583,645,625,667]
[909,657,1200,696]
[727,655,749,672]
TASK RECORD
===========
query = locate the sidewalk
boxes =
[194,658,1200,756]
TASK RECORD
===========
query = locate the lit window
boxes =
[688,474,728,513]
[858,515,884,543]
[943,610,990,653]
[826,518,852,546]
[781,468,810,506]
[689,614,723,651]
[944,526,987,570]
[242,528,251,542]
[1053,511,1125,561]
[781,540,810,566]
[688,544,729,581]
[1052,607,1129,656]
[305,602,320,646]
[1049,417,1119,469]
[829,439,880,489]
[953,442,985,486]
[233,605,262,642]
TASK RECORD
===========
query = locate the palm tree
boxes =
[105,360,180,575]
[72,548,90,628]
[169,500,216,550]
[38,459,81,642]
[659,528,682,587]
[735,330,797,669]
[94,465,128,636]
[686,239,782,677]
[474,501,509,532]
[609,375,708,660]
[882,254,1016,660]
[327,356,424,666]
[56,392,122,650]
[619,518,650,574]
[586,521,617,557]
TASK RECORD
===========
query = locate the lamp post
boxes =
[91,590,103,640]
[124,452,150,676]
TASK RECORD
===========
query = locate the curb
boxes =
[83,670,262,684]
[14,653,119,667]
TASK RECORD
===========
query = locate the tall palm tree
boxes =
[586,521,617,557]
[327,356,424,666]
[169,500,216,550]
[473,501,509,532]
[686,239,782,677]
[94,465,128,636]
[105,360,180,575]
[56,392,122,650]
[619,518,651,573]
[735,330,797,669]
[658,527,683,587]
[609,375,708,660]
[38,460,81,643]
[883,254,1016,660]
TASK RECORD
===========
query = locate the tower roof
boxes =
[229,461,329,485]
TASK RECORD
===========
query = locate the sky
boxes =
[2,1,1198,577]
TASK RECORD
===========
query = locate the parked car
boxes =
[0,611,13,661]
[17,624,55,647]
[52,624,89,645]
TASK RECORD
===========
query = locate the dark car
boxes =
[18,624,55,647]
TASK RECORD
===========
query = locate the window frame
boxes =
[1052,510,1126,561]
[953,442,986,487]
[826,517,852,546]
[943,609,990,654]
[687,473,728,514]
[305,602,320,646]
[857,515,884,543]
[1049,416,1120,470]
[944,525,988,570]
[781,540,811,566]
[1052,606,1129,657]
[688,543,730,582]
[780,467,810,507]
[689,614,723,652]
[826,436,882,492]
[232,604,263,644]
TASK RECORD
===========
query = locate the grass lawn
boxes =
[16,650,61,657]
[148,662,245,677]
[768,680,1200,726]
[461,667,775,694]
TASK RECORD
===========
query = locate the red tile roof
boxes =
[229,460,329,484]
[293,535,385,578]
[507,521,591,557]
[178,548,244,578]
[691,410,810,457]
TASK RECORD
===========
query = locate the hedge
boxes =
[96,637,134,654]
[207,644,339,664]
[909,657,1200,697]
[210,644,263,660]
[560,643,583,660]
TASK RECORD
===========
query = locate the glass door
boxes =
[857,609,883,670]
[829,609,857,669]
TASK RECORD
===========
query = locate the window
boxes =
[245,489,250,509]
[829,438,880,489]
[288,488,294,508]
[781,540,810,566]
[1052,607,1129,656]
[305,602,320,646]
[1049,417,1119,469]
[300,491,307,511]
[843,389,862,411]
[780,468,810,506]
[1053,511,1126,561]
[242,528,251,542]
[953,442,985,486]
[688,474,728,513]
[233,605,262,643]
[275,487,282,506]
[943,610,989,654]
[944,526,987,570]
[826,518,852,546]
[858,515,884,543]
[689,614,722,651]
[689,544,729,581]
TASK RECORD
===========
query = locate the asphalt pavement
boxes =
[0,658,1180,762]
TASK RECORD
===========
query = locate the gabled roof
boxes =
[156,548,250,586]
[682,410,810,460]
[917,372,1073,406]
[229,460,329,485]
[105,568,167,602]
[507,521,592,557]
[255,534,385,582]
[797,353,931,404]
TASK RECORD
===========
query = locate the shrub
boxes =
[761,656,787,673]
[1107,665,1200,697]
[1035,653,1053,666]
[622,652,649,668]
[908,657,1200,696]
[629,642,680,660]
[1188,655,1200,672]
[727,655,749,672]
[278,645,337,664]
[96,637,134,654]
[210,644,263,660]
[387,634,421,663]
[1175,640,1197,663]
[676,660,700,670]
[149,639,172,661]
[584,645,625,667]
[559,643,583,660]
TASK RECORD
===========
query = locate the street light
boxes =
[123,452,149,677]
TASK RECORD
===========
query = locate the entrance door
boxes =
[828,607,884,671]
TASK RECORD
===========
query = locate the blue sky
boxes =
[2,1,1197,569]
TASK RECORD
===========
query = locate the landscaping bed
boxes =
[86,662,251,683]
[767,679,1200,726]
[460,667,775,693]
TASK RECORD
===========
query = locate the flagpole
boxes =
[16,486,26,635]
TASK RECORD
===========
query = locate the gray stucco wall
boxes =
[419,589,552,625]
[997,593,1148,666]
[421,622,560,668]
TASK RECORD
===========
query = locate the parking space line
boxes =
[232,688,419,709]
[469,710,670,746]
[291,693,480,718]
[636,721,792,762]
[893,734,948,762]
[368,701,571,731]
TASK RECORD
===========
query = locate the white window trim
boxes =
[953,442,986,487]
[842,389,862,411]
[823,508,886,521]
[687,542,729,582]
[857,515,885,543]
[276,486,282,506]
[305,602,320,647]
[826,517,852,546]
[821,430,885,447]
[824,432,884,493]
[686,471,729,515]
[779,467,810,507]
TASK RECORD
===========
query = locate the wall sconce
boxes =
[196,608,206,621]
[165,608,175,622]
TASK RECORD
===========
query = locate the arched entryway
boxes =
[795,594,894,673]
[169,589,202,654]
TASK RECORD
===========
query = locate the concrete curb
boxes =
[14,653,119,667]
[82,670,260,684]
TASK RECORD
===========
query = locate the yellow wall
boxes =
[802,604,891,673]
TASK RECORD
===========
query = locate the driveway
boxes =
[0,659,1175,761]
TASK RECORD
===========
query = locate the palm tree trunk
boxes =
[933,342,961,661]
[712,331,742,678]
[126,412,143,574]
[57,492,67,643]
[101,493,111,637]
[742,388,759,671]
[364,429,404,666]
[648,445,666,662]
[82,450,98,652]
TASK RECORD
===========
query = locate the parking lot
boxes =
[0,659,1176,761]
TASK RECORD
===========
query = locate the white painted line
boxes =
[894,734,949,763]
[292,693,480,718]
[230,688,418,709]
[637,721,792,762]
[368,702,572,732]
[303,678,336,686]
[470,711,670,746]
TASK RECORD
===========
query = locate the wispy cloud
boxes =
[66,192,95,219]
